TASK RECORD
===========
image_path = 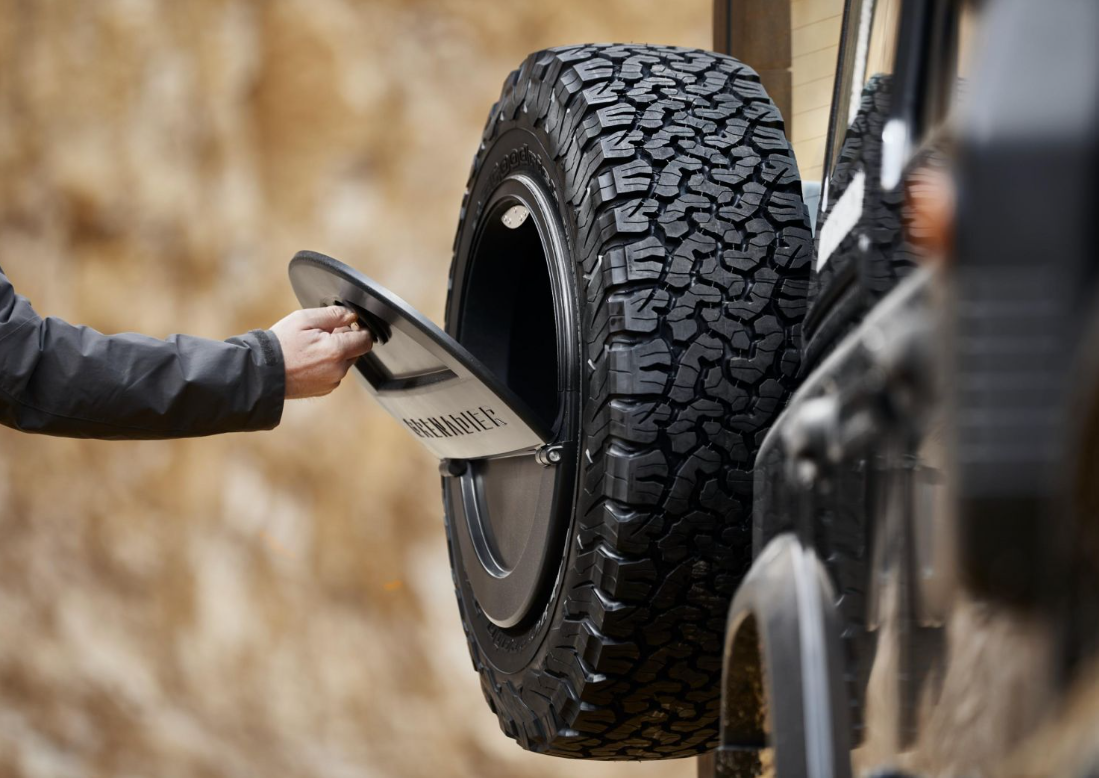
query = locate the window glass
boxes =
[821,0,903,207]
[903,1,984,258]
[863,0,903,113]
[894,0,983,186]
[929,0,981,135]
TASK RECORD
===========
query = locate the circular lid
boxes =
[288,250,550,460]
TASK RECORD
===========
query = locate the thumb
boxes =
[298,305,357,331]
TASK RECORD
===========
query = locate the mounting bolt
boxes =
[439,459,468,478]
[535,445,563,466]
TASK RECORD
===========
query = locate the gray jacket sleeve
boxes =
[0,266,285,439]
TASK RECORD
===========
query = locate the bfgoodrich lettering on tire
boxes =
[443,44,811,759]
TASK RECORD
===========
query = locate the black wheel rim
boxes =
[448,170,579,631]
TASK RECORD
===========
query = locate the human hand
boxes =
[269,306,374,399]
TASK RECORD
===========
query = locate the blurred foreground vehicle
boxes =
[702,0,1099,775]
[288,0,1099,772]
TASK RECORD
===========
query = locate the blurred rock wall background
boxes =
[0,1,708,776]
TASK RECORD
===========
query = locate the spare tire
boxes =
[444,43,811,760]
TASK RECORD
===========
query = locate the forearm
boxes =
[0,274,285,439]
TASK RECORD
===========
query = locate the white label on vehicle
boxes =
[816,170,865,271]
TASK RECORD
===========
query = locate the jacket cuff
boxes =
[243,329,286,430]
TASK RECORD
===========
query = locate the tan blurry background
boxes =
[0,1,710,776]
